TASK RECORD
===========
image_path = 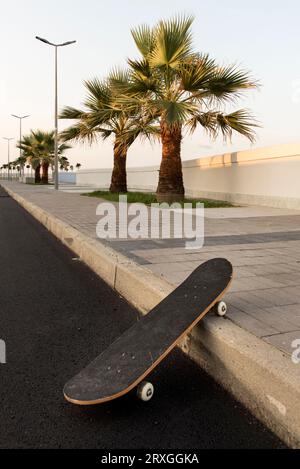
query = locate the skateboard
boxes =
[64,258,233,405]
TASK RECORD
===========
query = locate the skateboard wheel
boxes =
[214,301,227,317]
[137,382,154,402]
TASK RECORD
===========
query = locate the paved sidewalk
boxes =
[2,181,300,359]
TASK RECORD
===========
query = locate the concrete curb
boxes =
[3,184,300,448]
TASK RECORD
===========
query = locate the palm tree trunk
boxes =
[41,162,49,184]
[109,141,128,193]
[156,120,185,202]
[35,165,41,184]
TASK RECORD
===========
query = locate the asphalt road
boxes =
[0,186,285,449]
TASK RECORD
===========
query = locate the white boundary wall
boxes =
[76,142,300,209]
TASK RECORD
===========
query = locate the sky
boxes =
[1,0,300,169]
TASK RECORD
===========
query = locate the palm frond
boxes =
[60,122,100,144]
[131,24,156,59]
[59,125,83,142]
[116,123,160,151]
[216,109,259,142]
[149,14,195,69]
[205,64,258,102]
[186,111,218,135]
[83,78,112,111]
[58,142,72,153]
[127,58,152,79]
[187,109,259,142]
[156,98,197,124]
[59,106,84,120]
[178,54,216,92]
[108,68,131,92]
[99,128,114,140]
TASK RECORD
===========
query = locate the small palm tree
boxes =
[59,156,70,171]
[76,163,82,171]
[13,156,27,175]
[18,130,71,184]
[120,15,259,201]
[60,72,158,193]
[17,134,41,183]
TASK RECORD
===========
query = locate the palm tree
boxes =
[119,15,258,201]
[59,72,158,193]
[17,133,42,183]
[30,130,71,184]
[18,130,71,184]
[13,155,27,177]
[76,163,82,171]
[31,130,53,184]
[59,156,70,171]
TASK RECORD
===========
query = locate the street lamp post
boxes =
[11,114,30,178]
[3,138,14,180]
[36,36,76,191]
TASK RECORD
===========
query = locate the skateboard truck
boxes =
[135,300,228,403]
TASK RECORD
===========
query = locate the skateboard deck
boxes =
[64,258,233,405]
